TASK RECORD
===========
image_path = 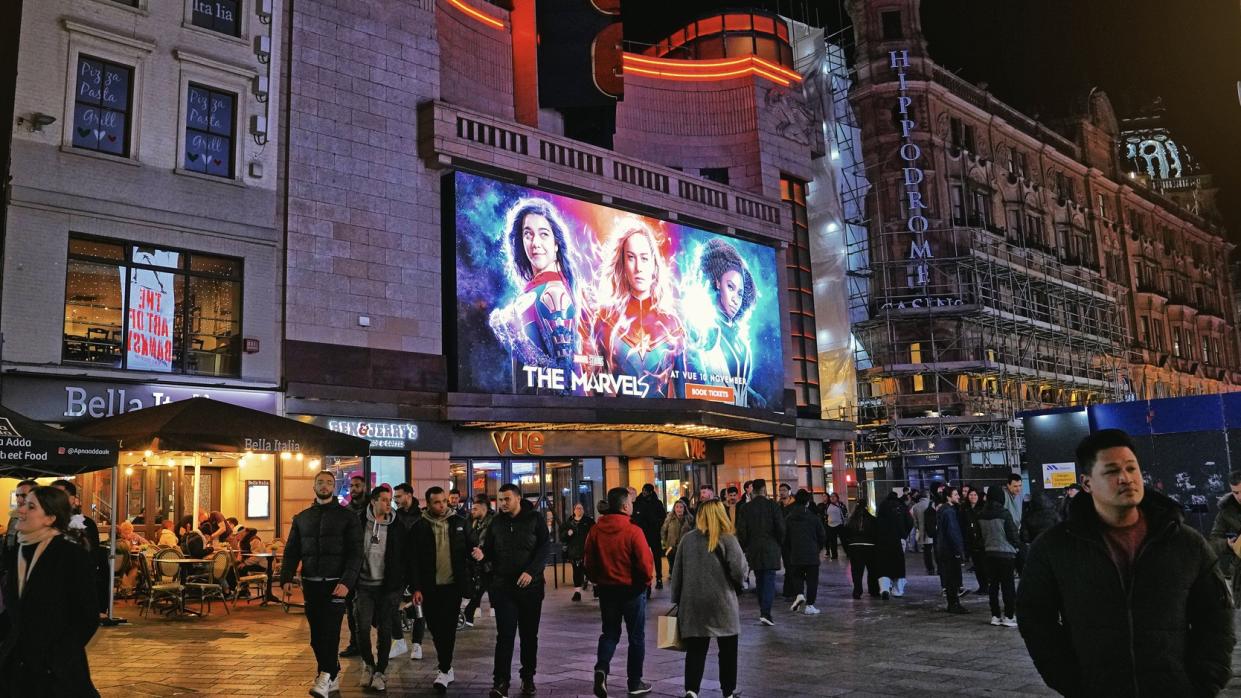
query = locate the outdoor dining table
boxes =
[242,552,280,605]
[159,557,209,617]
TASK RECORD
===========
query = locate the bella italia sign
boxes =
[890,49,933,290]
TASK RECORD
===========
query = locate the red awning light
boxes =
[444,0,505,30]
[621,52,801,87]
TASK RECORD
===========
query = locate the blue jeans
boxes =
[594,586,647,687]
[755,569,777,617]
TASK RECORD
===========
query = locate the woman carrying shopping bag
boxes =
[670,500,749,698]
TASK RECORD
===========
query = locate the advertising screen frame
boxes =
[445,170,787,414]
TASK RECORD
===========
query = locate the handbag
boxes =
[713,545,742,594]
[657,604,685,651]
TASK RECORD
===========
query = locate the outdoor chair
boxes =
[231,555,269,608]
[142,550,184,617]
[184,551,231,615]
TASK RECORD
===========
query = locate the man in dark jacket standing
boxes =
[783,490,825,615]
[412,486,472,693]
[339,474,370,658]
[630,484,665,590]
[737,478,785,626]
[472,483,551,698]
[352,486,411,692]
[1018,429,1235,697]
[935,487,968,614]
[390,482,423,659]
[281,470,364,698]
[464,494,495,626]
[1208,470,1241,600]
[584,487,655,698]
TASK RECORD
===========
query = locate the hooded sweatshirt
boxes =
[422,509,455,585]
[360,503,395,587]
[583,513,654,590]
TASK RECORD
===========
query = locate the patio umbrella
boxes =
[0,403,118,478]
[69,397,369,621]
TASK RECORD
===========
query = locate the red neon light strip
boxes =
[622,56,797,86]
[623,64,791,88]
[622,52,801,82]
[445,0,505,30]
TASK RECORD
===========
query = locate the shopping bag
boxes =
[657,605,685,651]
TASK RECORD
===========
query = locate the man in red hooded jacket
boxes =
[584,487,655,698]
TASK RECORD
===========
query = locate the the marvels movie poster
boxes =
[453,171,785,411]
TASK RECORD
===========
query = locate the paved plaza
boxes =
[88,555,1241,697]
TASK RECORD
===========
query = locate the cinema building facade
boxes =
[275,0,856,521]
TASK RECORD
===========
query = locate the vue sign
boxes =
[492,431,545,456]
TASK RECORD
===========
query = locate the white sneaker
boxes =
[990,616,1003,626]
[389,639,408,659]
[803,605,820,615]
[328,671,341,693]
[1002,616,1018,628]
[434,668,455,690]
[790,594,805,612]
[410,642,424,660]
[358,664,374,687]
[309,672,331,698]
[370,671,387,692]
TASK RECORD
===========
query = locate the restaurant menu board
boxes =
[453,171,785,410]
[125,248,178,372]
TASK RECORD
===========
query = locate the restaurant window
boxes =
[72,55,133,157]
[881,11,903,40]
[184,84,236,178]
[191,0,241,37]
[62,236,243,376]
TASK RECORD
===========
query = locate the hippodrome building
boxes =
[0,0,863,535]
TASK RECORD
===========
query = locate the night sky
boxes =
[622,0,1241,241]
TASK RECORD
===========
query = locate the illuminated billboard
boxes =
[452,171,784,411]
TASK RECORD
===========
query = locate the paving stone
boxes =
[86,556,1241,696]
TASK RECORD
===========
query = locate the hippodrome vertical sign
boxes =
[890,49,932,289]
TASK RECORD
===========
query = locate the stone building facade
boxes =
[845,0,1240,488]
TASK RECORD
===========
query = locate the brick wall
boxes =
[436,0,515,121]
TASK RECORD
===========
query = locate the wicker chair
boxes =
[184,551,232,615]
[142,549,184,617]
[231,554,269,608]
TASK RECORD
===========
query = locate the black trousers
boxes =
[683,635,738,695]
[824,526,841,559]
[984,555,1016,618]
[424,586,461,672]
[846,545,880,596]
[389,596,425,643]
[490,582,544,684]
[571,559,587,589]
[787,564,820,605]
[303,580,347,677]
[939,555,963,607]
[649,542,664,582]
[923,544,936,574]
[971,547,988,590]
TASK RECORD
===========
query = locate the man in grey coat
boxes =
[736,478,784,626]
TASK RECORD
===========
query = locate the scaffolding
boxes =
[825,29,1129,480]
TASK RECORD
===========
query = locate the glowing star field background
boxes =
[452,171,785,412]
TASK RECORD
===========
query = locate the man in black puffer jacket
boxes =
[472,484,550,698]
[1018,429,1234,697]
[281,471,363,698]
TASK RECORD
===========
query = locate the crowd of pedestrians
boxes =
[7,424,1241,697]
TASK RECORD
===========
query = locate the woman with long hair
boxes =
[843,502,881,599]
[661,499,695,578]
[488,198,583,390]
[560,502,594,602]
[0,486,99,697]
[670,500,748,698]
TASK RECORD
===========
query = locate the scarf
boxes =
[422,510,454,585]
[16,527,60,599]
